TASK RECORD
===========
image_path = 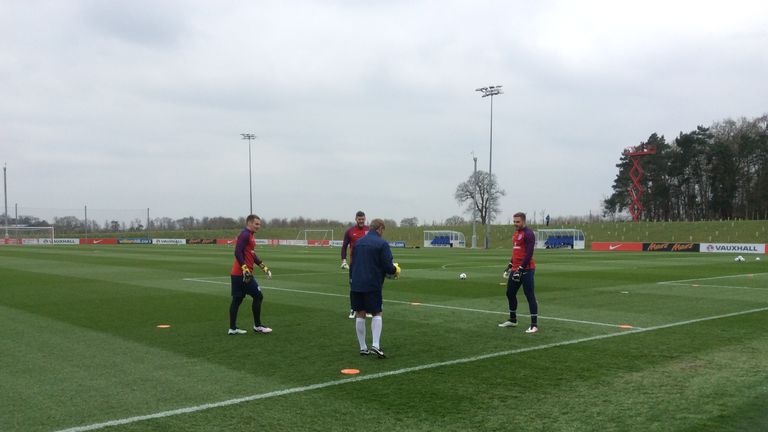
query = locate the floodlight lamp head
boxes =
[476,85,503,97]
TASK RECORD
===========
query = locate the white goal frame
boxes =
[296,229,334,246]
[423,230,466,248]
[1,226,55,245]
[535,229,585,250]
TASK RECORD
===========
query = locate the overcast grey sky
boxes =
[2,0,767,225]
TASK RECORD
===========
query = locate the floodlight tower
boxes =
[623,143,656,222]
[475,85,503,248]
[241,133,257,215]
[3,164,8,239]
[471,152,478,249]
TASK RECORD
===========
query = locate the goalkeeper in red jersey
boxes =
[228,214,273,335]
[341,210,369,318]
[498,212,539,333]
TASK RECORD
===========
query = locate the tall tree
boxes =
[605,114,768,221]
[454,170,506,225]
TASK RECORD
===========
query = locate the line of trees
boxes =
[604,115,768,221]
[3,214,413,233]
[3,212,485,233]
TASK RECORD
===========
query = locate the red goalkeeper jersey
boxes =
[511,227,536,270]
[231,228,264,275]
[341,225,370,260]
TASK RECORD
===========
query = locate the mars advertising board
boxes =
[643,242,700,252]
[187,239,216,245]
[591,242,643,252]
[700,243,765,254]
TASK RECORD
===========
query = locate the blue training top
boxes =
[349,230,396,292]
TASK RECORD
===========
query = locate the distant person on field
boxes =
[228,214,273,335]
[545,214,550,226]
[499,212,539,333]
[350,218,400,358]
[341,210,369,318]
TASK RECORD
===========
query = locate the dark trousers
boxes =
[506,269,538,323]
[230,275,264,329]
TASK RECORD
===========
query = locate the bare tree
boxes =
[382,218,398,228]
[444,215,466,226]
[454,170,506,225]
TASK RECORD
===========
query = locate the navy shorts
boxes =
[231,275,261,298]
[350,290,383,314]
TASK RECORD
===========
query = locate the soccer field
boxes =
[1,245,767,432]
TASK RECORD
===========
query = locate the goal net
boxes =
[423,230,466,248]
[1,226,55,245]
[535,229,585,250]
[296,229,334,246]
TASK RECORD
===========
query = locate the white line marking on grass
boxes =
[659,282,768,291]
[55,306,768,432]
[183,277,228,284]
[658,272,768,291]
[659,272,768,284]
[383,299,631,329]
[183,278,634,329]
[440,263,499,270]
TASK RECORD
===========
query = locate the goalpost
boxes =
[296,229,334,246]
[536,229,585,250]
[423,230,466,248]
[1,226,55,245]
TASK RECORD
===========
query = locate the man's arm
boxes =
[234,231,249,267]
[340,229,351,260]
[252,251,272,279]
[520,229,536,269]
[381,243,396,275]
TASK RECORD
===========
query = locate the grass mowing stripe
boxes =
[54,305,768,432]
[182,278,632,328]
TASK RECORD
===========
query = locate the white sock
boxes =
[355,318,367,350]
[371,315,382,348]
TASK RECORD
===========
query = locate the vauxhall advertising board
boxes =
[700,243,765,254]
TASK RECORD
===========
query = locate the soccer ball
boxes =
[459,273,467,280]
[734,256,745,262]
[756,257,761,261]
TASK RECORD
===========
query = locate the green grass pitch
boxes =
[1,245,767,432]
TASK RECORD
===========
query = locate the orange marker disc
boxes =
[156,324,171,328]
[410,302,421,306]
[618,324,634,329]
[340,369,360,375]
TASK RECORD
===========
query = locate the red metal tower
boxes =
[623,143,656,222]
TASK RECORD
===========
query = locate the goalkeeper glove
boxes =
[341,259,349,270]
[503,262,513,279]
[387,262,401,279]
[241,265,253,284]
[258,263,272,279]
[511,266,523,283]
